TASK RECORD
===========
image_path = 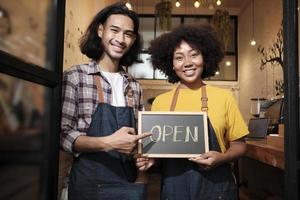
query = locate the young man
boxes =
[61,3,151,199]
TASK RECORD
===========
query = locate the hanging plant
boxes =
[211,9,231,50]
[155,0,172,31]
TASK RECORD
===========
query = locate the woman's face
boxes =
[172,41,204,88]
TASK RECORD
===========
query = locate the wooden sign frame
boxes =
[138,111,209,158]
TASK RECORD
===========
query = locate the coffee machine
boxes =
[250,97,284,134]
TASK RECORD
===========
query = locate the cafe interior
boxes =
[0,0,299,199]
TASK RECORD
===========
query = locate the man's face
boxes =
[98,14,136,61]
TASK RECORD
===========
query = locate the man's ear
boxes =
[98,24,104,38]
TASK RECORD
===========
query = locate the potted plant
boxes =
[211,9,231,50]
[155,0,172,31]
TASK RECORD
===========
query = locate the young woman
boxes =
[136,24,249,200]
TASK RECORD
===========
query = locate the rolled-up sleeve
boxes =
[61,70,86,154]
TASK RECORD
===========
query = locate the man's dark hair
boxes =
[149,23,224,83]
[79,2,142,66]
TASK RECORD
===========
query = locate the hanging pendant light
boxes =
[226,61,231,66]
[250,0,256,46]
[125,0,132,10]
[194,0,200,8]
[250,39,256,46]
[175,0,181,7]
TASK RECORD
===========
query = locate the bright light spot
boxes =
[225,61,231,66]
[216,0,222,6]
[194,0,200,8]
[175,1,180,7]
[250,39,256,46]
[215,71,220,75]
[125,2,132,10]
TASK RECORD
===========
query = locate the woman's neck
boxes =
[179,79,204,90]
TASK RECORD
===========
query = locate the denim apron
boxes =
[160,85,237,200]
[68,75,146,200]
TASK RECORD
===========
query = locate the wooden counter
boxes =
[245,139,284,169]
[239,139,285,199]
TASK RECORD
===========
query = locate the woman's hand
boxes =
[189,151,226,170]
[135,156,155,171]
[189,138,247,170]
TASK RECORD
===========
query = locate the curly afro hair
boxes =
[149,23,224,83]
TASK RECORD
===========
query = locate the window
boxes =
[129,14,238,81]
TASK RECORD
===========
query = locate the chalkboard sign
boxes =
[138,111,209,158]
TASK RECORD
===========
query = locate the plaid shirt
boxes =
[61,61,144,154]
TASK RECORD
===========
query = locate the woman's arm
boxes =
[189,137,247,170]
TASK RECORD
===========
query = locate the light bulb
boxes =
[175,1,180,7]
[225,61,231,66]
[250,39,256,46]
[216,0,222,6]
[215,71,220,75]
[125,2,132,10]
[194,0,200,8]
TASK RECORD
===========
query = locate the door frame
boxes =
[283,0,299,199]
[0,0,65,199]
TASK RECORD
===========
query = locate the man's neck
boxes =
[97,55,119,73]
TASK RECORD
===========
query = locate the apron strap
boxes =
[126,87,134,107]
[170,82,208,112]
[170,85,180,111]
[94,76,105,103]
[201,85,208,112]
[94,75,134,107]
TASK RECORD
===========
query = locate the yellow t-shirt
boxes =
[151,85,249,152]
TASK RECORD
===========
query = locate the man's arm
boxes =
[74,128,151,154]
[61,70,84,154]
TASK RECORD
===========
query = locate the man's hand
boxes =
[135,156,155,171]
[104,127,152,154]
